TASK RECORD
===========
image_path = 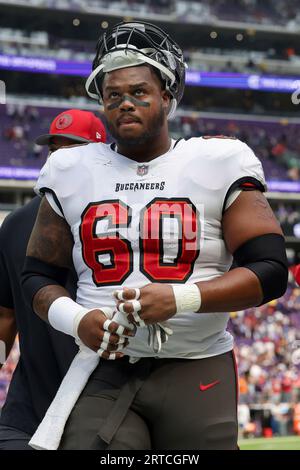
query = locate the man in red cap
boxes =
[35,109,106,152]
[0,109,106,450]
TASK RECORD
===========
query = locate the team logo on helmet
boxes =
[137,164,149,176]
[55,114,73,130]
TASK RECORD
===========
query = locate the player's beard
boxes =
[108,104,165,147]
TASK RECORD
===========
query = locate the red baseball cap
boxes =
[35,109,106,145]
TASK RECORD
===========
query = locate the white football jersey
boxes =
[35,137,266,359]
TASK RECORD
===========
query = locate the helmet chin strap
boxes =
[85,49,177,118]
[85,63,105,101]
[168,98,177,119]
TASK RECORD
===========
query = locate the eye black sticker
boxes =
[107,94,150,110]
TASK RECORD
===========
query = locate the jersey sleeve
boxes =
[44,192,64,218]
[34,147,84,219]
[34,153,66,217]
[222,140,267,213]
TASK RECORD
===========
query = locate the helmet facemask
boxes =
[86,22,186,118]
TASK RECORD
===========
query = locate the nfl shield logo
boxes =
[137,165,149,176]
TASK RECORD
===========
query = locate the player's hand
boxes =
[77,308,135,358]
[114,285,176,326]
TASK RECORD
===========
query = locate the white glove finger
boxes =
[115,343,126,352]
[97,348,106,358]
[130,300,145,327]
[107,352,116,360]
[122,323,137,337]
[102,331,111,343]
[118,300,145,327]
[113,290,125,301]
[99,340,110,351]
[115,324,126,336]
[113,289,133,301]
[158,323,173,336]
[132,311,146,327]
[100,307,114,319]
[163,327,173,336]
[133,288,140,300]
[118,301,141,316]
[113,288,140,301]
[154,327,162,353]
[131,299,141,313]
[147,325,154,347]
[113,310,132,329]
[104,318,130,336]
[118,303,127,314]
[100,339,125,352]
[103,319,113,331]
[97,348,117,360]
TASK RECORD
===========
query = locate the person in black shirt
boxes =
[0,109,106,449]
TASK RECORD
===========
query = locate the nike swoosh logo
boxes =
[199,380,220,391]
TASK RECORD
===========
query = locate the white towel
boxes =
[29,346,100,450]
[29,308,130,451]
[29,313,172,450]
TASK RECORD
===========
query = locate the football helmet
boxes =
[85,21,186,118]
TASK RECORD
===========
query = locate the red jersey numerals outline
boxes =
[80,198,200,286]
[140,198,200,282]
[80,200,133,286]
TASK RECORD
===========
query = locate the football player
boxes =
[22,22,288,450]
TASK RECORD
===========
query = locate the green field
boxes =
[239,436,300,450]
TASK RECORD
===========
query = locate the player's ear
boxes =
[161,90,171,113]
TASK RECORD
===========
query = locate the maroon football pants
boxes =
[59,351,238,450]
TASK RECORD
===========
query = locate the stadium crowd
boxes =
[274,203,300,238]
[229,277,300,437]
[1,104,300,182]
[1,26,299,77]
[3,0,300,28]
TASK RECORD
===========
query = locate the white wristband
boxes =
[48,297,89,338]
[48,298,114,341]
[172,284,201,313]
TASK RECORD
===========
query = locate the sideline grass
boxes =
[239,435,300,450]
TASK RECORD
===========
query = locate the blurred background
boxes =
[0,0,300,449]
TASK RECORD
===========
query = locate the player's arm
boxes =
[195,189,287,312]
[24,197,73,320]
[115,190,287,323]
[0,306,17,367]
[22,197,132,356]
